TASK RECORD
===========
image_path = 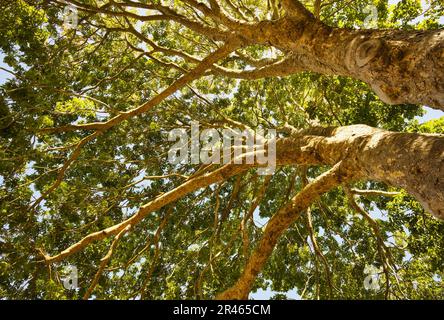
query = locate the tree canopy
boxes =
[0,0,443,300]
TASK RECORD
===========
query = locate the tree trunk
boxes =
[279,125,444,220]
[218,125,444,299]
[244,12,444,109]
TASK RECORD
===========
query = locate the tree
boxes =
[0,0,443,300]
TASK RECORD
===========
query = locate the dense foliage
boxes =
[0,0,443,299]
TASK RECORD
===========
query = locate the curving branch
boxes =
[350,188,400,198]
[40,39,241,134]
[345,187,406,299]
[30,132,100,209]
[216,161,353,299]
[241,175,272,263]
[211,55,303,79]
[301,167,334,297]
[140,207,173,299]
[83,224,132,300]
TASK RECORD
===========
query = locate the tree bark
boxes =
[280,125,444,220]
[240,5,444,109]
[217,125,444,300]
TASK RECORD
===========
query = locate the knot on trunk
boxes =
[356,39,383,67]
[345,37,384,71]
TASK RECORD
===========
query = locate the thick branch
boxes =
[40,39,241,134]
[216,161,352,299]
[243,16,444,109]
[42,125,444,266]
[281,125,444,219]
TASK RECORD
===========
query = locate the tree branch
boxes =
[350,188,400,197]
[41,162,252,264]
[40,39,241,134]
[216,161,353,299]
[29,132,100,209]
[83,224,131,300]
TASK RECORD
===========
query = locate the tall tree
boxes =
[0,0,443,299]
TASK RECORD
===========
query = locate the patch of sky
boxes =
[119,199,138,217]
[252,207,269,227]
[250,286,300,300]
[368,205,389,222]
[332,233,345,246]
[25,161,37,176]
[416,106,444,123]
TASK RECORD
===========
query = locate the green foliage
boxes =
[0,0,442,300]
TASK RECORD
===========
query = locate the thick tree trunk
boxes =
[279,125,444,219]
[243,9,444,109]
[287,25,444,109]
[347,128,444,218]
[218,125,444,300]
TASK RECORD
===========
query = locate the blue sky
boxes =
[0,54,10,84]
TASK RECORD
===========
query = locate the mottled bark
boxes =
[238,1,444,109]
[281,125,444,219]
[278,26,444,109]
[217,125,444,299]
[335,127,444,218]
